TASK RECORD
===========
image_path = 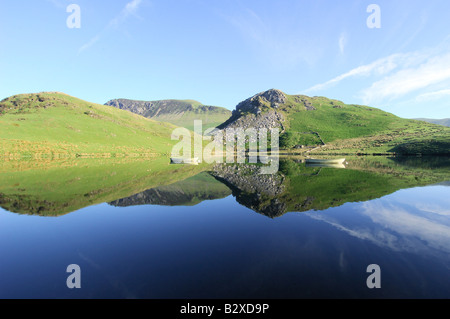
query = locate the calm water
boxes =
[0,157,449,299]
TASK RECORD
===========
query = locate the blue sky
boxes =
[1,0,449,118]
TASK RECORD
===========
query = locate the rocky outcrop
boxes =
[210,164,287,218]
[105,98,231,129]
[106,99,229,118]
[218,89,287,132]
[106,99,156,118]
[292,96,316,111]
[220,111,285,132]
[211,164,285,196]
[235,89,287,114]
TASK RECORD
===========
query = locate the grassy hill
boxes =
[0,92,179,158]
[219,89,450,155]
[1,90,448,158]
[105,98,232,131]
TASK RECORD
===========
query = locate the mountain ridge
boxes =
[414,118,450,127]
[105,98,232,131]
[218,89,450,155]
[1,90,448,157]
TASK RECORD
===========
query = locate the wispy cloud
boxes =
[339,32,347,55]
[415,88,450,102]
[78,35,101,54]
[110,0,143,28]
[361,52,450,104]
[305,53,404,93]
[78,0,144,54]
[304,37,450,107]
[225,8,322,68]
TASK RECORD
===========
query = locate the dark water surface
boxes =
[0,157,449,299]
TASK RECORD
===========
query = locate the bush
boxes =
[280,132,321,149]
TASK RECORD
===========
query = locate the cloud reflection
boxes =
[305,187,450,256]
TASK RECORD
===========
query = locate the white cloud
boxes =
[305,53,404,93]
[361,52,450,104]
[339,33,347,55]
[304,38,450,110]
[225,8,321,68]
[110,0,143,27]
[126,0,142,13]
[78,35,101,54]
[415,88,450,102]
[78,0,144,54]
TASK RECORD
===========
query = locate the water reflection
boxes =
[109,172,231,207]
[0,156,449,218]
[305,186,450,256]
[0,156,449,298]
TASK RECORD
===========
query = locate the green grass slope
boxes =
[224,89,449,155]
[279,95,450,153]
[105,98,232,131]
[0,92,179,158]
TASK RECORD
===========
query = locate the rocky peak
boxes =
[235,89,287,114]
[217,89,287,131]
[259,89,287,106]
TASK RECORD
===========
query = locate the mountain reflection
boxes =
[0,156,449,217]
[108,156,450,218]
[109,172,231,207]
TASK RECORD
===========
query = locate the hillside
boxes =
[414,118,450,127]
[2,156,447,217]
[105,98,232,131]
[0,92,179,158]
[219,89,450,155]
[211,157,450,218]
[0,157,210,216]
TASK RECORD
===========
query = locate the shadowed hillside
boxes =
[105,98,231,131]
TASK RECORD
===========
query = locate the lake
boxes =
[0,156,449,299]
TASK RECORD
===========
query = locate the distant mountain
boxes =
[105,98,232,131]
[2,91,448,157]
[414,118,450,127]
[218,89,450,155]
